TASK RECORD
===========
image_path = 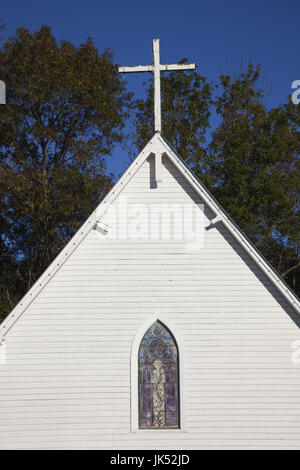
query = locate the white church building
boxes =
[0,40,299,450]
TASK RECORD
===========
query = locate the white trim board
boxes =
[1,133,299,338]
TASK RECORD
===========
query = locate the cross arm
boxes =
[160,63,196,71]
[118,65,154,73]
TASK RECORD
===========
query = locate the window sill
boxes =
[131,428,188,434]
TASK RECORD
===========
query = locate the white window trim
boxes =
[130,314,187,433]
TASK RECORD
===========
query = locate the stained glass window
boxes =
[138,321,179,429]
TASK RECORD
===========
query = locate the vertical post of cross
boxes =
[153,39,161,133]
[0,80,6,104]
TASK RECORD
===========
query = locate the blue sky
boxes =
[1,0,299,176]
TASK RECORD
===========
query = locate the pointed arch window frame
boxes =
[130,315,186,433]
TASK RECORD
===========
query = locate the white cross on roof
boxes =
[119,39,196,133]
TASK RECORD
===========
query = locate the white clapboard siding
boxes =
[0,150,300,450]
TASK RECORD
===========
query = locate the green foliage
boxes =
[210,65,300,294]
[132,63,300,297]
[0,26,131,322]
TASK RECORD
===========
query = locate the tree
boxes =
[0,26,131,321]
[210,65,300,294]
[131,63,300,297]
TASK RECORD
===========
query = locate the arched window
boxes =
[138,321,179,429]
